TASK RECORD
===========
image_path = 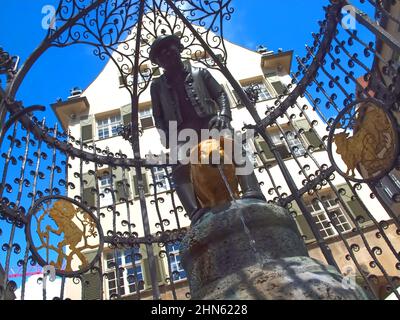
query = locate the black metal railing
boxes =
[0,0,399,300]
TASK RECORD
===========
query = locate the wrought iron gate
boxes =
[1,0,400,300]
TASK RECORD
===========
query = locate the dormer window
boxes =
[97,114,122,140]
[139,108,154,129]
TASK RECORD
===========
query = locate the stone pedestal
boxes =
[181,199,368,300]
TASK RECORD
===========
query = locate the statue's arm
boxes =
[150,81,169,148]
[203,69,231,118]
[202,69,232,129]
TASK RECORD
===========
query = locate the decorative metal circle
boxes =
[327,98,399,183]
[26,195,104,277]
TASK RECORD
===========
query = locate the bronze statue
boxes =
[149,35,265,224]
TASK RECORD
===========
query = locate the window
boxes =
[286,132,306,157]
[242,82,272,102]
[105,249,144,298]
[306,196,352,239]
[97,114,122,140]
[271,81,287,96]
[384,185,394,200]
[138,67,152,84]
[151,167,172,192]
[294,119,322,150]
[243,141,258,167]
[99,174,113,208]
[389,173,400,189]
[167,243,186,282]
[192,51,223,66]
[119,66,159,87]
[265,72,287,96]
[139,108,154,129]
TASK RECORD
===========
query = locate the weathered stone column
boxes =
[181,199,368,300]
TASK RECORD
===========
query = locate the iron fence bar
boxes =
[20,119,46,300]
[6,0,108,101]
[103,229,186,246]
[129,0,161,301]
[332,36,371,72]
[304,45,353,103]
[298,88,331,125]
[262,126,340,269]
[164,166,182,230]
[290,67,337,123]
[48,123,59,197]
[281,109,390,298]
[368,181,400,230]
[352,5,400,55]
[1,123,31,300]
[309,188,381,298]
[14,130,32,210]
[274,117,368,276]
[257,2,345,130]
[60,275,66,300]
[281,167,336,206]
[289,80,400,273]
[366,0,400,26]
[346,180,400,263]
[93,143,104,300]
[325,50,371,95]
[150,168,166,234]
[118,154,134,237]
[343,28,387,65]
[0,104,45,147]
[149,166,180,299]
[253,142,283,204]
[162,243,178,300]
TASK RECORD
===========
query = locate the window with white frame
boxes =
[383,184,394,200]
[97,114,122,140]
[191,51,223,66]
[139,108,154,129]
[254,128,306,164]
[243,141,258,167]
[99,174,113,208]
[389,173,400,189]
[119,67,159,87]
[138,67,152,84]
[167,243,186,281]
[269,130,290,159]
[265,72,287,96]
[286,131,306,157]
[306,196,352,239]
[151,167,172,192]
[105,249,144,298]
[242,81,272,102]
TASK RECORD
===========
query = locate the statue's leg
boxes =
[172,163,209,224]
[237,171,266,201]
[233,137,266,201]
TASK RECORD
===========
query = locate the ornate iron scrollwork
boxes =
[328,98,399,182]
[26,196,104,277]
[0,48,19,78]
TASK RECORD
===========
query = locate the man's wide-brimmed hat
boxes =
[149,34,182,63]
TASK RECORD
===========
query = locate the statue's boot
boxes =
[172,164,209,224]
[237,171,266,201]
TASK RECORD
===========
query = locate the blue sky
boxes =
[0,0,329,126]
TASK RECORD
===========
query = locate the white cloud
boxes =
[15,275,62,300]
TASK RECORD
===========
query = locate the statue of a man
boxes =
[149,34,265,223]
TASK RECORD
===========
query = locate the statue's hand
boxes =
[208,115,232,131]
